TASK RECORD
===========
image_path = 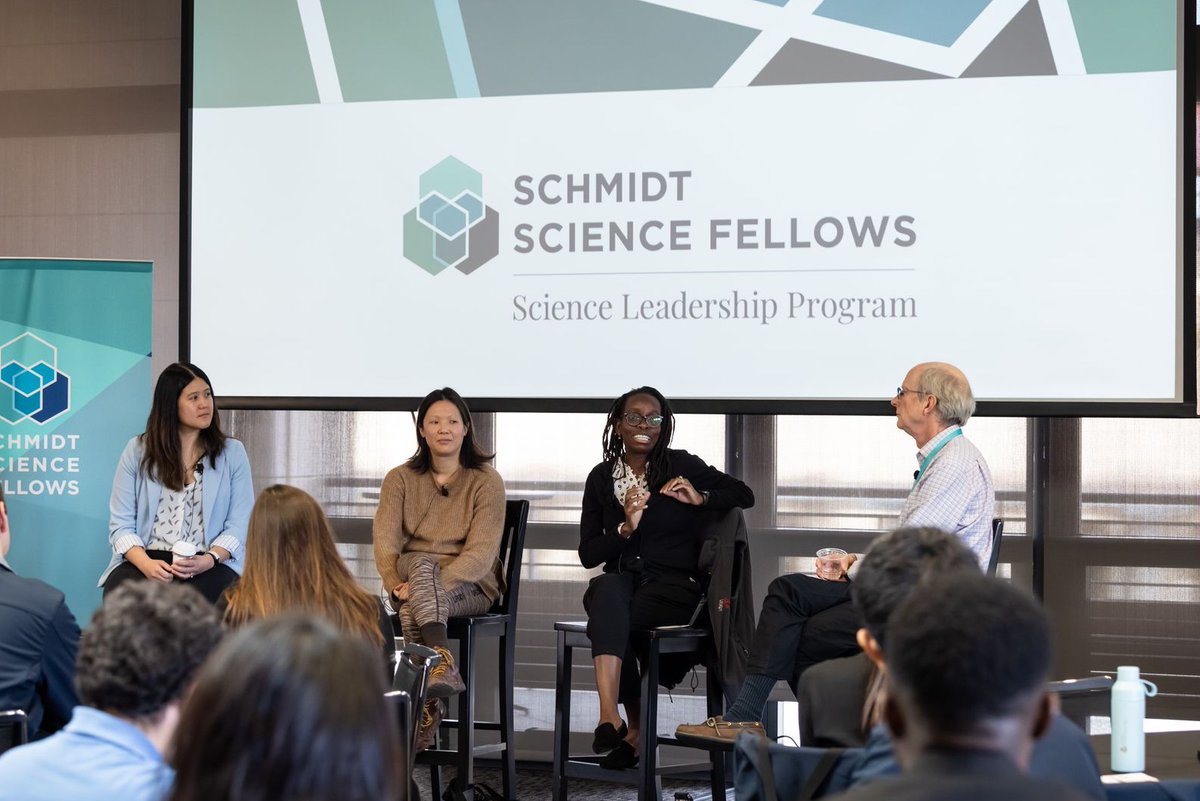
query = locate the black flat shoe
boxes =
[600,740,638,770]
[592,721,628,753]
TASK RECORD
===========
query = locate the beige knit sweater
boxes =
[372,463,507,602]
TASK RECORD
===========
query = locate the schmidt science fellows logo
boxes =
[0,332,71,425]
[402,156,499,276]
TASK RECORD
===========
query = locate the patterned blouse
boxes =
[611,460,649,506]
[146,466,206,552]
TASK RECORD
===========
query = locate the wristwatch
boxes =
[207,550,221,567]
[700,490,711,505]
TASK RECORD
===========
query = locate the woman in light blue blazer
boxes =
[99,363,254,604]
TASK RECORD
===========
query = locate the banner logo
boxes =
[0,333,71,425]
[403,156,499,275]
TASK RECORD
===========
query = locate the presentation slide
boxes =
[188,0,1186,406]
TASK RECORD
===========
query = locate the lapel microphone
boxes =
[440,484,449,497]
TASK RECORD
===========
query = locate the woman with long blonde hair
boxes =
[222,485,393,667]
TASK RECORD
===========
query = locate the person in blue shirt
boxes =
[0,581,224,801]
[100,362,254,604]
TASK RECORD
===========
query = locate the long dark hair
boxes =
[167,615,400,801]
[405,387,493,474]
[141,362,227,491]
[601,386,674,490]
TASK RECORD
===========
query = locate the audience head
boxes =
[76,582,222,738]
[852,527,980,654]
[602,386,675,488]
[168,614,400,801]
[142,362,227,490]
[407,386,492,472]
[884,573,1054,768]
[223,485,384,645]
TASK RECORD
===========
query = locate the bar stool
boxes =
[551,621,727,801]
[418,499,528,801]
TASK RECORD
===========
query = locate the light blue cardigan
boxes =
[99,436,254,586]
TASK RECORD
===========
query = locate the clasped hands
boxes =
[141,554,215,583]
[619,476,704,538]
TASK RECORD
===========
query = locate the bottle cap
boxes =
[1116,665,1140,681]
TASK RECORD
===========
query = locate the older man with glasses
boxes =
[677,361,995,745]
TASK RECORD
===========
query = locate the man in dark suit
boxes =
[825,573,1092,801]
[0,484,80,737]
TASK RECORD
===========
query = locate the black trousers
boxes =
[102,549,238,605]
[583,571,704,705]
[747,573,861,682]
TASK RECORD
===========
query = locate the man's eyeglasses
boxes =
[895,386,928,399]
[622,412,664,427]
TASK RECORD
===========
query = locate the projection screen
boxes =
[185,0,1195,413]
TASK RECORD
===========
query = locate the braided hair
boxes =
[600,386,675,491]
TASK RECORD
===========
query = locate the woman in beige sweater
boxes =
[372,387,506,746]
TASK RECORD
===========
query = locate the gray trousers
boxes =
[396,553,493,643]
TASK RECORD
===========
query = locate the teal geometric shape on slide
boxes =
[433,231,468,267]
[754,0,789,5]
[433,202,469,240]
[403,209,450,275]
[0,260,151,356]
[814,0,991,47]
[460,0,758,95]
[193,0,319,108]
[420,157,483,202]
[323,0,457,101]
[1067,0,1175,74]
[455,192,484,225]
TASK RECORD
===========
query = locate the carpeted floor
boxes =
[411,764,720,801]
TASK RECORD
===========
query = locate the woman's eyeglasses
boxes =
[622,412,664,427]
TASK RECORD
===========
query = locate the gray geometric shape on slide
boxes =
[961,0,1057,79]
[752,40,946,86]
[456,208,500,275]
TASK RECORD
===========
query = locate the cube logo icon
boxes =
[403,157,500,275]
[0,333,71,425]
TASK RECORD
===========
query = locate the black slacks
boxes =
[102,549,238,605]
[747,573,860,681]
[583,571,704,704]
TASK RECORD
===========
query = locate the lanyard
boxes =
[913,428,962,488]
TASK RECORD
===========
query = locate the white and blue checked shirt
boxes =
[898,424,996,568]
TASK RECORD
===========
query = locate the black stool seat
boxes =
[551,621,727,801]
